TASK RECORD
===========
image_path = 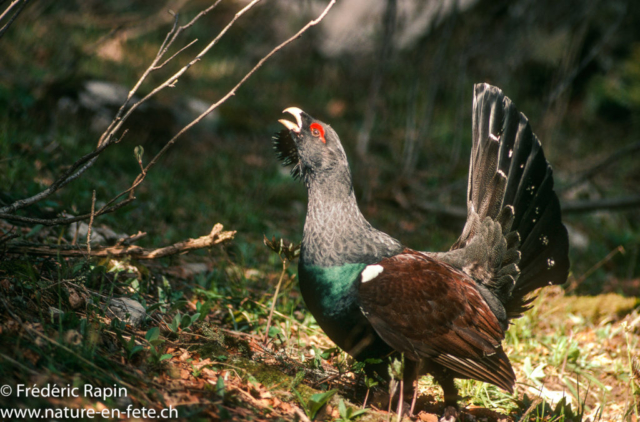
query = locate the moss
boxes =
[556,293,639,322]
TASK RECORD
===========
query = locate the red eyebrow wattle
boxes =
[310,123,326,143]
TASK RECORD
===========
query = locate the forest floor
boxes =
[0,221,638,421]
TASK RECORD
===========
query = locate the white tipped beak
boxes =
[279,107,304,133]
[278,119,299,132]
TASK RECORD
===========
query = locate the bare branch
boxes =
[5,224,235,259]
[0,3,222,216]
[115,231,147,247]
[154,37,198,70]
[100,0,263,149]
[0,0,337,227]
[0,0,30,39]
[0,0,21,22]
[139,0,337,176]
[87,191,97,255]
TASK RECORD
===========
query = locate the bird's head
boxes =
[273,107,349,181]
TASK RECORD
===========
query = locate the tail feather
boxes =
[440,84,569,320]
[472,84,569,318]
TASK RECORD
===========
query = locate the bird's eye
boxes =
[309,123,326,143]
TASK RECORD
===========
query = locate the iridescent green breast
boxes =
[298,262,366,320]
[297,261,393,359]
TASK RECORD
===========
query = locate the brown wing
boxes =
[357,249,515,392]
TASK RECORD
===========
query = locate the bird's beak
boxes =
[279,107,303,133]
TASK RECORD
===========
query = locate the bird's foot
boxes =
[439,405,458,422]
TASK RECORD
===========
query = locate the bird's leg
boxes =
[409,359,424,416]
[433,370,459,422]
[409,387,419,417]
[362,388,370,409]
[396,379,403,422]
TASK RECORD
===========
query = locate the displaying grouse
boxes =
[273,84,569,421]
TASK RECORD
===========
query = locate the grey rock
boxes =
[105,298,146,327]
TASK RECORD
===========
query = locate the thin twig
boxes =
[131,0,338,189]
[0,0,21,22]
[0,0,30,39]
[154,37,198,70]
[72,222,80,245]
[87,190,96,256]
[414,200,466,220]
[5,224,235,259]
[363,388,370,409]
[396,378,403,422]
[99,0,263,150]
[263,258,289,344]
[518,398,543,422]
[115,231,147,247]
[0,0,337,229]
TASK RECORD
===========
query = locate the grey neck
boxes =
[301,169,403,267]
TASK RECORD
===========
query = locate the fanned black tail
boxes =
[470,83,569,318]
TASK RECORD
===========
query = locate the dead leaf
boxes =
[23,349,41,365]
[418,411,439,422]
[67,288,85,309]
[178,349,190,361]
[202,368,217,378]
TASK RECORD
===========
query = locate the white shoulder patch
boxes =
[361,265,384,283]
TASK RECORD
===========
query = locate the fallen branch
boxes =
[4,223,235,259]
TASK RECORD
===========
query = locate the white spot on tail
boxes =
[361,265,384,283]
